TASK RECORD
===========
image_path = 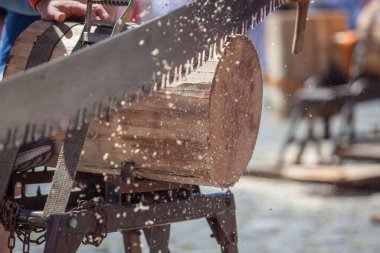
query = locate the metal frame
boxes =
[2,161,239,253]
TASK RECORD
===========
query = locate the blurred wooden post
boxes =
[264,9,348,116]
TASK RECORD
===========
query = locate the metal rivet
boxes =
[69,218,78,229]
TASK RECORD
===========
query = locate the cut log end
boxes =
[134,36,263,187]
[208,36,263,187]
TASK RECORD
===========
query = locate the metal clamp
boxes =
[112,0,135,36]
[82,0,134,40]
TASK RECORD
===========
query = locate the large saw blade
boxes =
[0,0,287,149]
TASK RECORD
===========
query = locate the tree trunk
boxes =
[6,21,263,187]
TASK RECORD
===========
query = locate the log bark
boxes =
[6,21,263,187]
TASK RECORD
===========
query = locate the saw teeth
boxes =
[1,0,289,150]
[241,21,245,35]
[93,102,102,119]
[168,70,173,87]
[70,107,91,130]
[157,0,292,90]
[22,124,31,144]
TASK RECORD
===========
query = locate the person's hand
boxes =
[36,0,110,22]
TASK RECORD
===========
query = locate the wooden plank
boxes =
[249,163,380,184]
[335,144,380,161]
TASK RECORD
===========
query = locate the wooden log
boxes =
[6,21,263,187]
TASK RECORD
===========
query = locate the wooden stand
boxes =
[12,164,239,253]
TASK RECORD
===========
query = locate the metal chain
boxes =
[0,200,47,253]
[16,224,47,253]
[0,200,21,252]
[70,197,108,247]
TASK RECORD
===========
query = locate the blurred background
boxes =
[1,0,380,252]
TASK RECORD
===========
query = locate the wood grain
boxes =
[6,21,263,187]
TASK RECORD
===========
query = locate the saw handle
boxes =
[89,0,130,6]
[292,0,310,55]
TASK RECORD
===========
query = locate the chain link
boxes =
[1,200,21,252]
[16,224,47,248]
[1,198,108,251]
[7,232,15,251]
[70,197,108,247]
[0,200,47,253]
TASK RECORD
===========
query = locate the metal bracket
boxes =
[43,122,90,217]
[79,0,135,47]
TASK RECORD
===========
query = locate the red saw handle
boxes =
[90,0,130,6]
[292,0,310,54]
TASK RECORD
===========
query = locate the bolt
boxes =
[69,218,78,229]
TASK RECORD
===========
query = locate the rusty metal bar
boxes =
[122,230,142,253]
[143,225,170,253]
[12,170,54,185]
[17,193,235,231]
